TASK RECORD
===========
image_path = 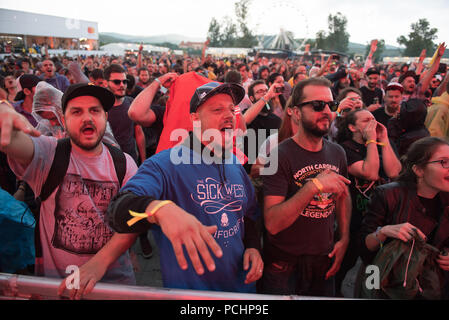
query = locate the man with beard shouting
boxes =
[0,84,138,299]
[261,77,352,297]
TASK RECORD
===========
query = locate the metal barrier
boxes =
[0,273,339,300]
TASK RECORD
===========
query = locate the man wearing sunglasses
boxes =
[261,77,352,297]
[104,64,146,166]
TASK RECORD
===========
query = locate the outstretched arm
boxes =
[418,43,446,95]
[58,232,138,300]
[0,101,39,167]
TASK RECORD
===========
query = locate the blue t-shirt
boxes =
[122,144,260,292]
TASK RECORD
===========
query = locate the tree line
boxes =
[207,0,440,60]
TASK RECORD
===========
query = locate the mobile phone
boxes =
[332,54,340,61]
[373,97,379,104]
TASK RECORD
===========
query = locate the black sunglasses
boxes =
[108,79,129,85]
[297,100,339,112]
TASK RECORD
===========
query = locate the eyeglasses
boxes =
[108,79,129,85]
[297,100,339,112]
[426,159,449,168]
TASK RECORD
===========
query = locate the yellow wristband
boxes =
[311,178,324,194]
[365,140,386,147]
[127,200,173,226]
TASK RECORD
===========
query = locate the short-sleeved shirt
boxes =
[372,107,393,128]
[360,86,383,106]
[8,136,137,284]
[263,138,348,257]
[107,96,138,162]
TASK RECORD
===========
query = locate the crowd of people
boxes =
[1,38,449,300]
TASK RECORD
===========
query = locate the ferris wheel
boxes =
[247,0,310,51]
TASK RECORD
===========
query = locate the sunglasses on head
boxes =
[297,100,339,112]
[109,79,129,85]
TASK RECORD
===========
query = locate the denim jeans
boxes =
[260,254,335,297]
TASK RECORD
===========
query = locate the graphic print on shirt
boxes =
[52,174,118,254]
[191,177,245,244]
[293,163,340,219]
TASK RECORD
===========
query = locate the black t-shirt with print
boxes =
[263,137,348,258]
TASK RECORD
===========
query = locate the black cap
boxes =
[366,67,380,76]
[61,83,115,113]
[190,82,245,113]
[15,74,42,101]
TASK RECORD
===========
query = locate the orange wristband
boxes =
[311,178,324,194]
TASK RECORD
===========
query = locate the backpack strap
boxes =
[39,138,72,202]
[103,142,127,188]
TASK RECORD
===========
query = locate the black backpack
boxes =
[34,138,126,257]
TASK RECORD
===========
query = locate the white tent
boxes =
[100,43,170,56]
[205,47,252,57]
[256,29,302,51]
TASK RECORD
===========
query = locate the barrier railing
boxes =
[0,273,339,300]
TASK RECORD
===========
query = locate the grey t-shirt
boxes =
[263,137,348,257]
[9,136,137,284]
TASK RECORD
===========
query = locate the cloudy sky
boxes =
[1,0,448,47]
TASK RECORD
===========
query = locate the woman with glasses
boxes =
[359,137,449,298]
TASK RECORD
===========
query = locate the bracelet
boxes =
[127,200,173,226]
[154,78,162,86]
[311,178,324,194]
[260,96,268,104]
[365,140,386,147]
[375,226,384,249]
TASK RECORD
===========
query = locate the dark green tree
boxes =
[207,18,221,47]
[206,0,257,48]
[315,12,350,53]
[397,18,438,57]
[234,0,257,47]
[221,16,238,47]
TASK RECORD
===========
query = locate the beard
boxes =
[301,115,330,138]
[386,104,399,114]
[66,125,106,151]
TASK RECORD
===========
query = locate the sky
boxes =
[1,0,449,47]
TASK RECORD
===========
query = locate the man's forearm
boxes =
[243,98,267,125]
[336,191,351,241]
[89,233,138,269]
[381,143,402,178]
[135,125,146,163]
[264,181,318,235]
[128,82,158,126]
[0,128,35,167]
